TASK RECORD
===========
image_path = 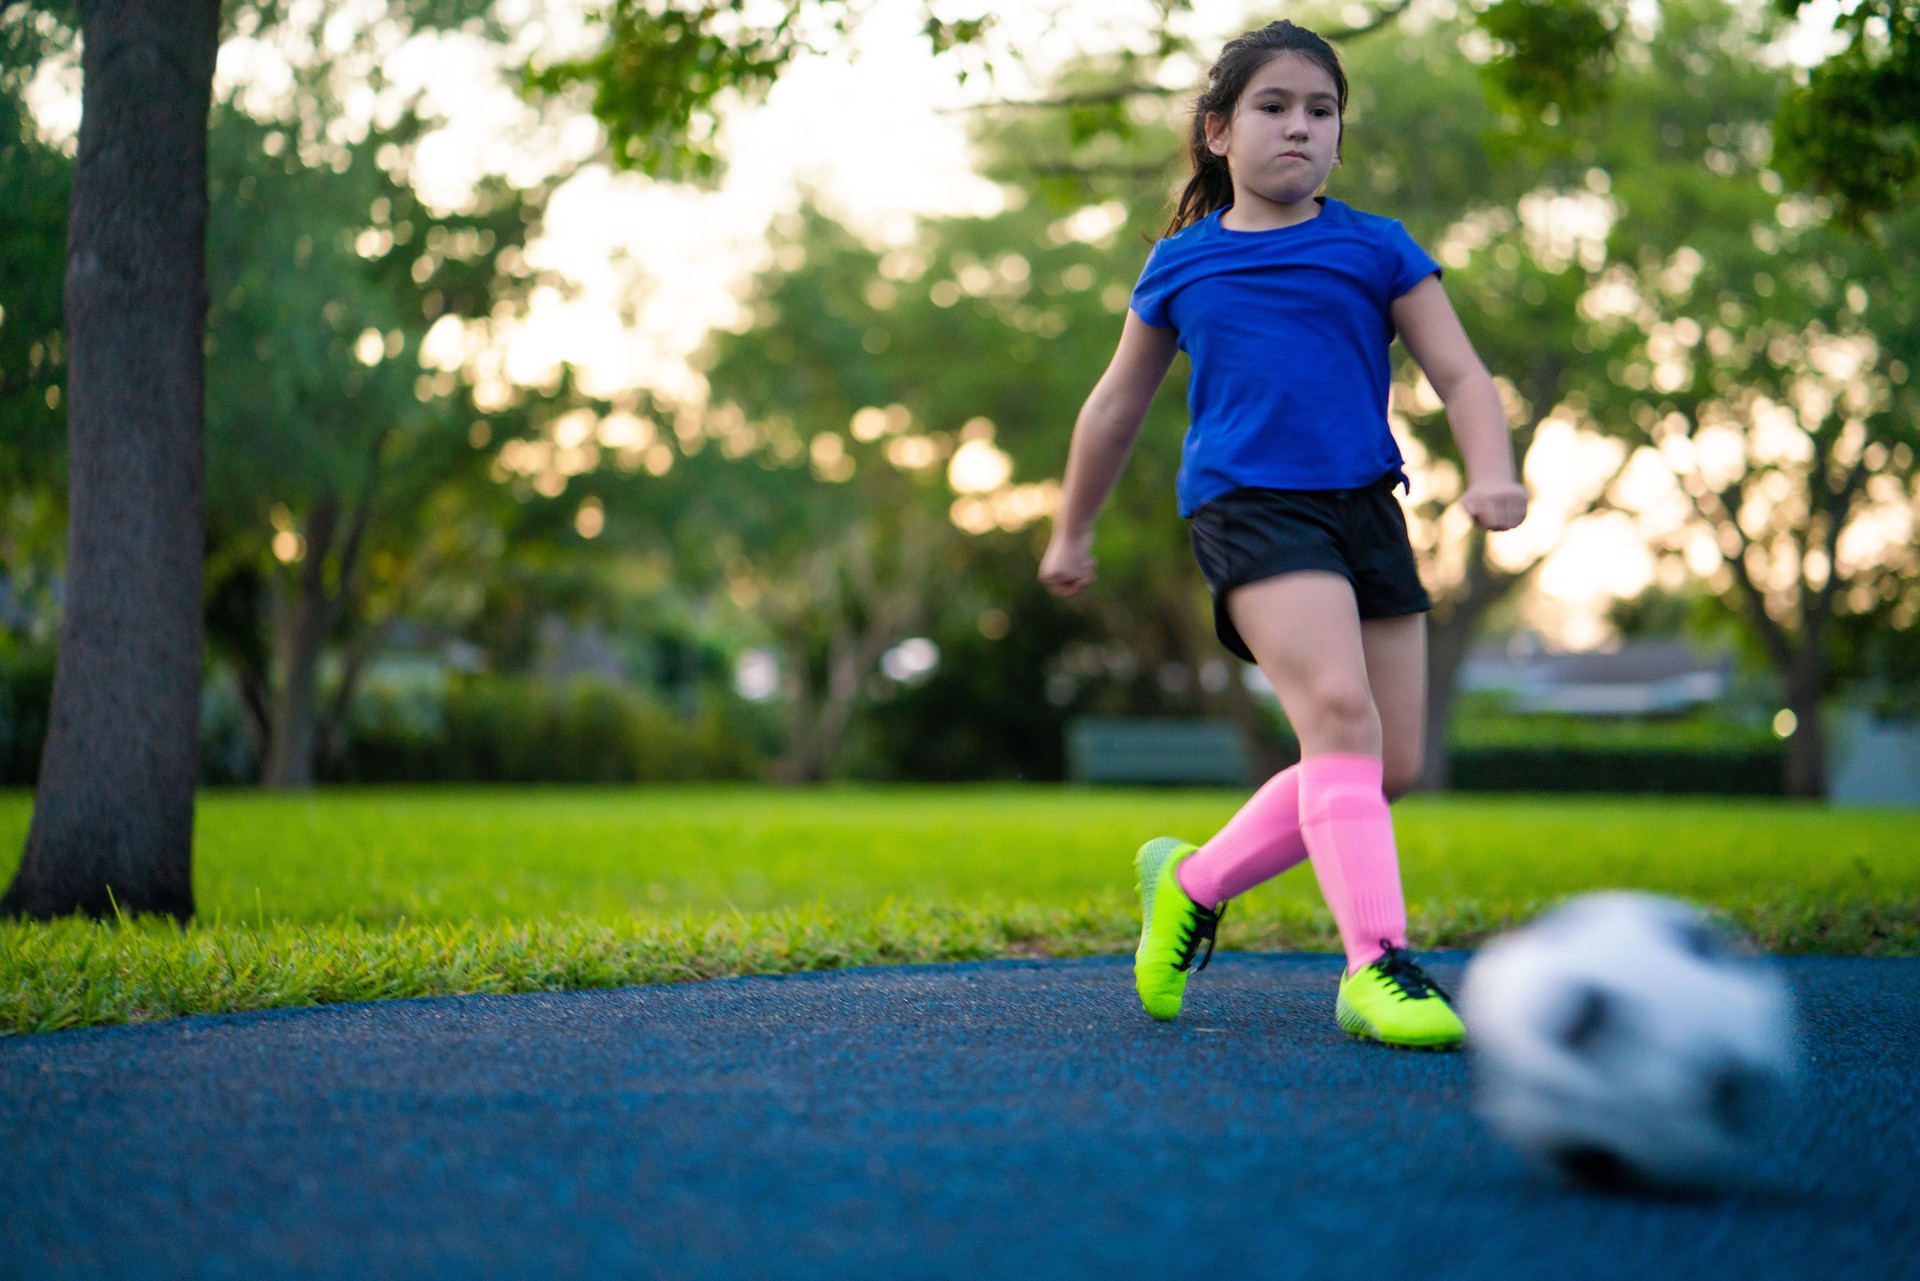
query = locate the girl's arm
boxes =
[1039,312,1180,597]
[1390,276,1529,531]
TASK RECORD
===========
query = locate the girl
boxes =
[1039,20,1528,1049]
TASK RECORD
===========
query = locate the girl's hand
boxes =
[1462,481,1529,531]
[1039,529,1098,597]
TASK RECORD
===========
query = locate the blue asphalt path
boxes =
[3,954,1917,1281]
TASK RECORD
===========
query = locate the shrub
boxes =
[1450,746,1785,795]
[324,676,761,784]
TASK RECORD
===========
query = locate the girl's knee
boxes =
[1291,681,1379,754]
[1304,680,1375,734]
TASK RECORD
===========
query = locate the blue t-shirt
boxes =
[1129,197,1440,517]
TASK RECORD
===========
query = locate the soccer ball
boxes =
[1460,892,1798,1191]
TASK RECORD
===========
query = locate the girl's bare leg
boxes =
[1227,572,1411,973]
[1175,578,1428,909]
[1225,573,1427,795]
[1360,612,1427,800]
[1226,572,1378,757]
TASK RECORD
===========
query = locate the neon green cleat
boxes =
[1133,838,1226,1021]
[1335,945,1466,1050]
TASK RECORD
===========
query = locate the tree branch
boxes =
[969,0,1413,113]
[1810,449,1872,632]
[1320,0,1415,41]
[1016,160,1175,181]
[1701,478,1796,672]
[980,83,1181,112]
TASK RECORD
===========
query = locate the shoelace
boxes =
[1372,943,1450,1002]
[1176,901,1227,974]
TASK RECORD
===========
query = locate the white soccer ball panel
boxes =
[1462,893,1798,1189]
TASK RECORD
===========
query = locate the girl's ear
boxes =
[1203,111,1231,157]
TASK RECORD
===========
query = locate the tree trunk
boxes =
[774,638,824,783]
[1416,531,1523,793]
[262,497,341,788]
[317,622,380,777]
[2,0,220,921]
[232,662,272,775]
[1783,651,1828,800]
[1421,606,1478,792]
[261,593,326,787]
[810,613,897,780]
[771,518,932,784]
[261,441,382,786]
[774,597,920,783]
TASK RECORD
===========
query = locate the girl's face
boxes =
[1205,52,1342,208]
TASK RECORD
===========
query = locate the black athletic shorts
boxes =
[1188,470,1432,663]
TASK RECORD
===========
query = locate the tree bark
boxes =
[261,436,383,786]
[773,545,927,784]
[773,645,823,783]
[1783,641,1828,800]
[317,621,379,776]
[1418,532,1525,791]
[2,0,220,921]
[1421,606,1477,792]
[262,496,341,788]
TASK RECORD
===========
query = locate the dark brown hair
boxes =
[1165,21,1348,236]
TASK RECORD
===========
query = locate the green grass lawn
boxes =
[2,786,1916,1034]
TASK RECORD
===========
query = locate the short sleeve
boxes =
[1128,239,1177,329]
[1382,220,1441,298]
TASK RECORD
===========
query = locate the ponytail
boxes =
[1164,20,1348,237]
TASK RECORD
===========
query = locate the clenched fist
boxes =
[1462,482,1528,531]
[1039,530,1097,598]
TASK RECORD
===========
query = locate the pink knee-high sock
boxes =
[1175,765,1309,908]
[1298,753,1408,974]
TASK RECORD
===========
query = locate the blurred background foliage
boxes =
[1,0,1916,795]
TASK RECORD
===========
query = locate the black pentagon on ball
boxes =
[1558,985,1614,1054]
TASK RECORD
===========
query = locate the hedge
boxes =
[1449,746,1785,795]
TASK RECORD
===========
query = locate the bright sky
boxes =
[24,0,1853,652]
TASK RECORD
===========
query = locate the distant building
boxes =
[1829,711,1920,806]
[1459,634,1734,717]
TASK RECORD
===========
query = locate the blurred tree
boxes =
[1771,0,1920,224]
[1564,3,1920,796]
[1471,0,1920,224]
[696,212,978,780]
[200,100,540,786]
[530,1,995,180]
